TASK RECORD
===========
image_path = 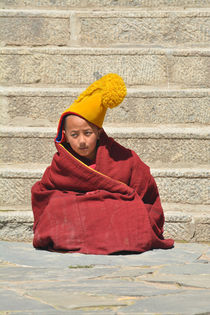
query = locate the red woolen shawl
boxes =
[31,130,174,254]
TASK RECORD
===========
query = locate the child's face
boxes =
[63,115,101,160]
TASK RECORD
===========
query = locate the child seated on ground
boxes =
[31,73,174,254]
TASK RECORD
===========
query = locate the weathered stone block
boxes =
[154,175,209,205]
[164,221,195,241]
[1,126,209,166]
[116,137,210,166]
[1,88,209,126]
[0,48,209,88]
[0,211,33,241]
[1,209,210,242]
[0,0,209,9]
[194,215,210,242]
[0,128,55,164]
[0,14,70,46]
[0,48,168,86]
[79,12,210,47]
[0,166,209,206]
[163,210,210,242]
[106,91,210,125]
[0,177,38,206]
[0,93,76,126]
[0,167,42,207]
[170,55,210,88]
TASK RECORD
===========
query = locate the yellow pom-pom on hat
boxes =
[62,73,127,128]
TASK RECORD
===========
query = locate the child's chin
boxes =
[78,151,91,158]
[78,150,89,155]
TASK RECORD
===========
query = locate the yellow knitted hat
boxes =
[55,73,126,143]
[63,73,126,128]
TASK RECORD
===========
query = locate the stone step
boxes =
[0,9,209,47]
[0,0,209,9]
[0,203,210,242]
[77,10,210,48]
[0,125,209,166]
[0,87,209,126]
[0,164,209,207]
[0,47,209,88]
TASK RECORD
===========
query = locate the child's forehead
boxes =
[65,114,97,130]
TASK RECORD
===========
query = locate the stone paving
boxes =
[0,241,210,315]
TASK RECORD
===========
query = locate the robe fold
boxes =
[32,130,174,254]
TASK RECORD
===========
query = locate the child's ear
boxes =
[62,129,66,142]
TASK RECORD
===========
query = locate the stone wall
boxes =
[0,0,209,242]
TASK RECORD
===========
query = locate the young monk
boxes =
[31,73,174,254]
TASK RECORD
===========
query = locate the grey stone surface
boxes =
[10,312,114,315]
[79,11,210,47]
[0,0,209,8]
[0,47,168,86]
[154,174,209,204]
[194,225,210,242]
[118,291,210,314]
[116,137,210,167]
[1,206,210,242]
[0,47,209,88]
[0,241,208,267]
[0,92,75,126]
[161,262,210,275]
[138,271,210,289]
[2,9,209,48]
[171,54,210,88]
[164,209,210,242]
[0,221,33,241]
[0,288,55,312]
[1,88,209,126]
[0,241,209,314]
[164,220,195,241]
[0,210,34,241]
[0,164,209,207]
[105,90,210,125]
[1,125,209,166]
[0,13,70,46]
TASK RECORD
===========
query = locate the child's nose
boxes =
[79,135,86,145]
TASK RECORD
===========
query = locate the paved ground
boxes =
[0,241,210,315]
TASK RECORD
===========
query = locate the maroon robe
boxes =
[31,130,174,254]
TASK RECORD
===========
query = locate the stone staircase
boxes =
[0,0,209,242]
